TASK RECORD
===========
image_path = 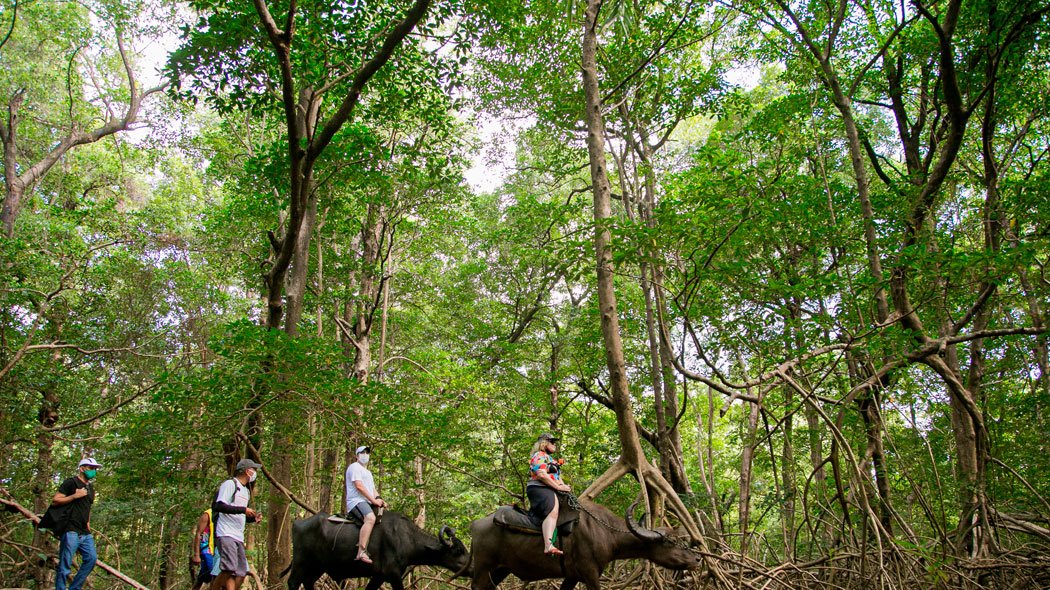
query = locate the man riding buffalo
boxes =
[284,510,470,590]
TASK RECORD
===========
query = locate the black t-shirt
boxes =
[57,476,95,534]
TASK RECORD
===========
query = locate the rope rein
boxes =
[561,492,632,535]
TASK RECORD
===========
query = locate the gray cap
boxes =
[355,445,370,454]
[537,433,560,443]
[235,458,262,472]
[78,457,102,468]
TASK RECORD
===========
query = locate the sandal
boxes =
[544,546,564,556]
[356,550,373,564]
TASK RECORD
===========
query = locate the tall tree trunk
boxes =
[249,6,431,576]
[579,0,703,545]
[694,392,724,538]
[350,202,386,381]
[613,102,690,495]
[284,193,319,330]
[582,0,649,476]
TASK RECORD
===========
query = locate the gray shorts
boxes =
[350,503,374,519]
[215,536,248,577]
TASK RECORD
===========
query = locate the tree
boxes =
[0,0,164,237]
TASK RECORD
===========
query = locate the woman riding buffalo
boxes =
[527,432,572,556]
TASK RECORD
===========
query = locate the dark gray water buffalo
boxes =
[285,511,470,590]
[469,499,701,590]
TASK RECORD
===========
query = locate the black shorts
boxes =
[527,485,559,520]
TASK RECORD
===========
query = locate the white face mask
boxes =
[358,453,370,466]
[248,470,258,483]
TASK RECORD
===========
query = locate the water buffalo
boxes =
[285,511,470,590]
[469,499,701,590]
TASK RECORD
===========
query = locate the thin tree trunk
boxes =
[413,456,426,528]
[376,253,392,379]
[805,402,829,545]
[266,411,294,589]
[739,397,760,558]
[859,393,893,535]
[306,413,317,506]
[781,382,796,559]
[351,203,385,381]
[30,388,59,589]
[318,447,337,514]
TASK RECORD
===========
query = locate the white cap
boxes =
[355,445,370,454]
[78,457,101,468]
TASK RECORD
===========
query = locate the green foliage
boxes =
[3,0,1050,587]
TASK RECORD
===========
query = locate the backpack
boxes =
[210,479,240,531]
[37,502,71,537]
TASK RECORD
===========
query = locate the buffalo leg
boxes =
[558,579,578,590]
[286,571,301,590]
[289,571,319,590]
[364,576,395,590]
[471,566,511,590]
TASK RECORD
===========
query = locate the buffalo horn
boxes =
[625,500,664,542]
[439,525,455,546]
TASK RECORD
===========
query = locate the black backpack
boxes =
[37,502,71,537]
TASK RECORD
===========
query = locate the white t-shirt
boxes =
[214,478,251,541]
[344,462,375,512]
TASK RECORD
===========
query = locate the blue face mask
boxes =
[84,469,97,480]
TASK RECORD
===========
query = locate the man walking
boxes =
[52,457,101,590]
[345,445,386,564]
[211,458,262,590]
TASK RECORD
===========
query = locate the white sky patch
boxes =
[464,114,534,193]
[724,64,762,90]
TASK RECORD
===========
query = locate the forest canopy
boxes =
[2,0,1049,588]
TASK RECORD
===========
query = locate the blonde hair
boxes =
[531,435,558,455]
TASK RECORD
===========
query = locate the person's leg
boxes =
[210,572,231,590]
[231,576,246,590]
[55,532,79,590]
[542,497,561,554]
[67,534,97,590]
[356,512,377,562]
[193,563,214,590]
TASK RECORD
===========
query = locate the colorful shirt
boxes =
[199,509,215,558]
[529,451,562,485]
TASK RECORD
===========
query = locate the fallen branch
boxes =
[236,432,318,515]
